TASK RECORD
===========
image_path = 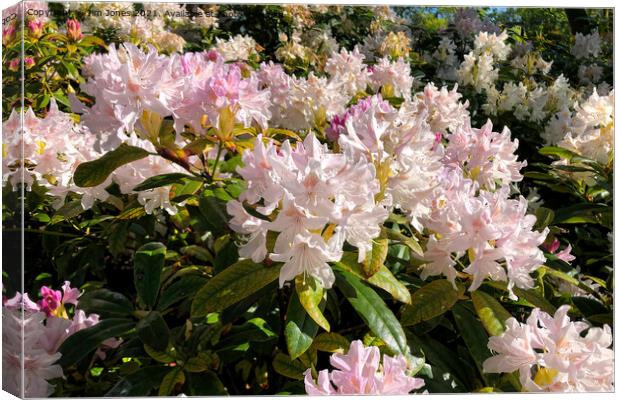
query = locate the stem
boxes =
[211,142,224,180]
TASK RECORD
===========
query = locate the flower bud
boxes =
[24,57,35,69]
[27,19,44,39]
[66,19,82,42]
[2,23,16,46]
[8,58,19,71]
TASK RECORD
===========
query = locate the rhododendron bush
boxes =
[1,2,614,397]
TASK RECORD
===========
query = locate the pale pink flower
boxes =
[304,340,424,395]
[230,134,387,287]
[368,56,414,100]
[483,306,614,392]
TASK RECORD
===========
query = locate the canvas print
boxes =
[1,2,614,397]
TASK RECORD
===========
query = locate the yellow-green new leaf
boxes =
[471,291,512,336]
[295,276,330,332]
[367,266,411,304]
[362,238,389,277]
[312,332,350,354]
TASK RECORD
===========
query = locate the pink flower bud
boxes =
[24,57,35,69]
[27,19,44,39]
[8,58,19,71]
[2,23,16,46]
[66,19,82,42]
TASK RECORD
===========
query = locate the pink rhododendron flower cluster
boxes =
[2,282,119,397]
[2,100,101,203]
[421,182,548,296]
[483,306,613,392]
[227,134,388,288]
[443,120,526,189]
[72,43,271,147]
[304,340,425,394]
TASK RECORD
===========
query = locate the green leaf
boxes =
[512,287,556,315]
[272,352,306,380]
[157,275,208,311]
[295,275,330,332]
[311,332,350,353]
[336,252,410,304]
[116,207,147,220]
[198,191,230,235]
[79,35,107,48]
[58,318,134,367]
[191,260,281,317]
[74,143,150,187]
[106,366,170,396]
[534,207,555,230]
[285,291,319,359]
[471,291,512,336]
[133,173,202,191]
[158,367,185,396]
[144,344,175,363]
[187,371,227,395]
[136,311,170,352]
[363,238,388,277]
[401,280,463,326]
[451,302,496,385]
[50,200,85,224]
[367,266,411,304]
[572,296,608,318]
[539,146,580,160]
[334,268,408,355]
[78,289,134,318]
[385,228,424,256]
[134,242,167,308]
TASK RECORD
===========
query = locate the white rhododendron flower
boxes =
[571,31,601,60]
[215,34,258,61]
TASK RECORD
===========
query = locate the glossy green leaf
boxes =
[312,332,350,353]
[285,291,319,359]
[385,228,424,256]
[401,280,463,326]
[136,311,170,352]
[78,289,134,318]
[191,260,281,317]
[334,268,408,355]
[187,371,228,395]
[134,242,167,308]
[336,252,410,304]
[133,173,202,191]
[158,368,185,396]
[157,275,208,311]
[272,352,306,380]
[513,287,557,315]
[74,143,150,187]
[58,318,134,367]
[451,302,496,385]
[106,366,170,396]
